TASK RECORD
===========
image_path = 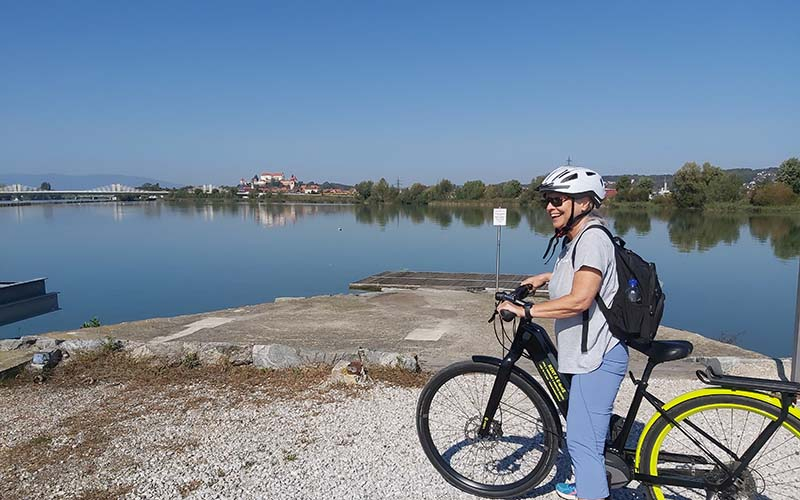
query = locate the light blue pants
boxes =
[566,342,628,499]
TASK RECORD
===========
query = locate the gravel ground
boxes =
[0,360,794,500]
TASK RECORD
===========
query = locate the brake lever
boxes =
[488,307,499,323]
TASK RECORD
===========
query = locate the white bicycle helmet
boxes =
[537,166,606,207]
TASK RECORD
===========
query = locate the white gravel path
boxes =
[0,361,794,500]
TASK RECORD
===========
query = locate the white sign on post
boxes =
[493,208,507,226]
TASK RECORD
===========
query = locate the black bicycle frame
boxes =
[478,317,795,493]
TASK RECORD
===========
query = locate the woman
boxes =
[496,166,627,500]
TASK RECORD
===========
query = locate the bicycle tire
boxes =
[638,392,800,500]
[416,360,560,498]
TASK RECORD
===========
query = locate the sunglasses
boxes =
[543,195,570,207]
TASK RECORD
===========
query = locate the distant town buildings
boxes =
[237,170,354,197]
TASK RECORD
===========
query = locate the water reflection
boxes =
[157,202,800,260]
[667,211,742,253]
[749,215,800,259]
[611,210,651,237]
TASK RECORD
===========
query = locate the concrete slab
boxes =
[150,317,235,343]
[0,349,33,378]
[37,289,766,377]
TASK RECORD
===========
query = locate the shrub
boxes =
[750,182,797,206]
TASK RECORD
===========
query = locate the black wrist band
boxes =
[524,303,532,320]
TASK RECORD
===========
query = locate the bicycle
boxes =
[415,285,800,499]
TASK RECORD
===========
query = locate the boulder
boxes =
[128,342,184,364]
[297,347,350,365]
[360,349,420,372]
[182,342,252,366]
[59,339,106,356]
[0,337,36,351]
[252,344,303,369]
[34,338,62,351]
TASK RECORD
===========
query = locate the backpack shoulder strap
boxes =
[570,224,614,267]
[571,224,615,353]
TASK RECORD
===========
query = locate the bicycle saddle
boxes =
[628,339,693,364]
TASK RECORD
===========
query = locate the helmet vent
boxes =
[562,173,579,182]
[555,169,573,180]
[586,172,597,176]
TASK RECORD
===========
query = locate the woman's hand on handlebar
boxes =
[521,273,551,290]
[496,301,524,321]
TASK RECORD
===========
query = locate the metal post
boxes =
[495,225,501,292]
[792,258,800,382]
[492,207,507,292]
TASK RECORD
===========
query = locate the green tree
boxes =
[39,181,52,191]
[520,176,546,206]
[484,184,502,199]
[502,180,523,198]
[354,180,373,201]
[672,162,707,208]
[456,180,485,200]
[434,179,455,199]
[398,183,427,204]
[777,157,800,194]
[706,171,743,203]
[616,176,632,190]
[370,178,398,203]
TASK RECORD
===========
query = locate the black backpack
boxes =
[571,224,665,352]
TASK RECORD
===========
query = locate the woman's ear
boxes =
[575,196,593,211]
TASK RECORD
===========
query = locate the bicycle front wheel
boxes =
[416,361,560,498]
[638,393,800,500]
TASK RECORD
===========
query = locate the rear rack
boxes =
[696,367,800,395]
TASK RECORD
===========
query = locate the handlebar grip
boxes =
[499,309,517,322]
[513,284,532,300]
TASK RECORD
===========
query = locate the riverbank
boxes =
[1,289,790,499]
[13,289,770,376]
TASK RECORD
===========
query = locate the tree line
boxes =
[671,157,799,208]
[353,157,800,209]
[354,178,542,205]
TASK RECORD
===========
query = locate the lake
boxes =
[2,202,798,358]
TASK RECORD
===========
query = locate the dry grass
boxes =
[368,365,432,388]
[0,349,429,499]
[42,349,333,395]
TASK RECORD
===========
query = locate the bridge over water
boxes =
[0,183,169,197]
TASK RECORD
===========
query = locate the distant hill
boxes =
[605,167,778,187]
[0,173,179,190]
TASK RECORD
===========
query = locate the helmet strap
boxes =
[542,200,593,264]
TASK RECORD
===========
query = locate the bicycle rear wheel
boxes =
[638,393,800,500]
[416,361,560,498]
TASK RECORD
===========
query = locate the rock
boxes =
[33,338,62,350]
[29,349,63,370]
[328,359,366,386]
[128,342,184,364]
[297,347,349,365]
[252,344,303,369]
[0,337,36,351]
[182,342,253,366]
[59,339,106,356]
[360,349,420,372]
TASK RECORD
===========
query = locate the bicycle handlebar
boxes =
[489,284,534,323]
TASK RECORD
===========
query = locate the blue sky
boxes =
[1,1,797,186]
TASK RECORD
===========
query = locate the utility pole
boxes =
[396,177,401,191]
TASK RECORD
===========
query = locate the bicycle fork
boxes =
[477,329,531,437]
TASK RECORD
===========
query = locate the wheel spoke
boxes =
[417,363,559,496]
[644,395,800,500]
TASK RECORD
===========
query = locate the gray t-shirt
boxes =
[548,221,619,374]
